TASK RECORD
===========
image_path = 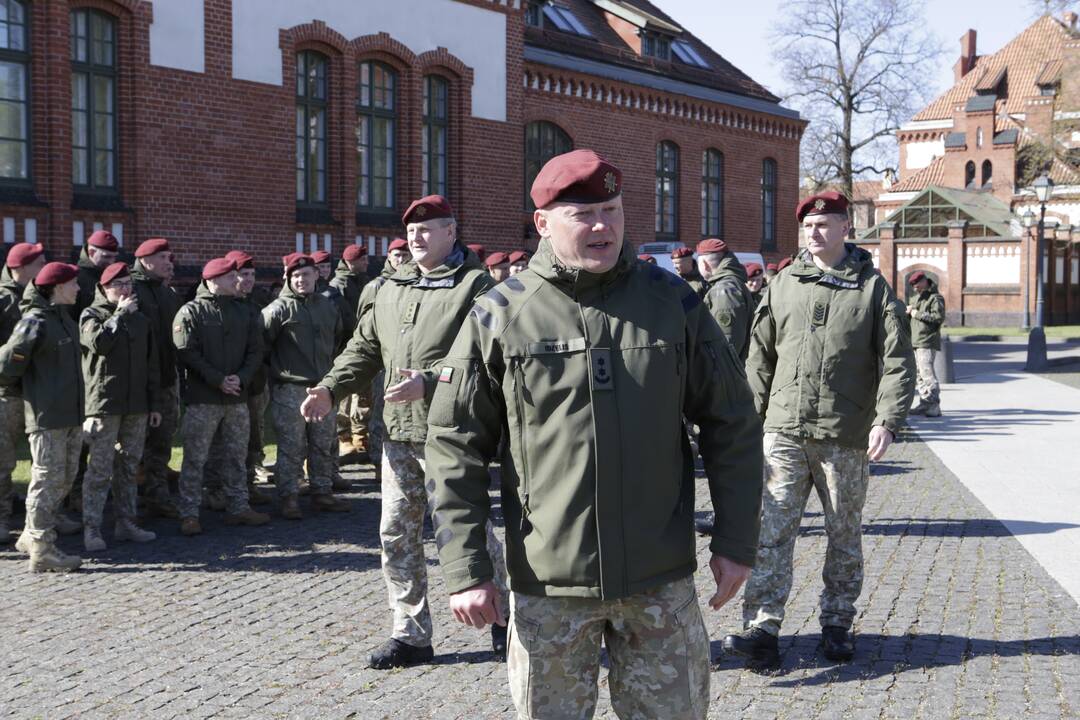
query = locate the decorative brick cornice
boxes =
[281,20,349,55]
[349,32,419,66]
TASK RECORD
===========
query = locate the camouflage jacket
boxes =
[261,284,343,385]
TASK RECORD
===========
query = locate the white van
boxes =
[636,241,765,276]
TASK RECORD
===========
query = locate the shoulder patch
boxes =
[469,304,500,332]
[483,288,509,308]
[503,276,526,293]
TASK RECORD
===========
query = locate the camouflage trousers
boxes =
[743,432,870,635]
[270,383,335,497]
[381,439,509,646]
[82,414,148,530]
[24,427,82,543]
[177,403,251,518]
[508,576,709,720]
[914,348,940,406]
[206,388,269,490]
[0,396,24,526]
[142,382,179,501]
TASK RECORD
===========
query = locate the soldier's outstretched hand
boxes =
[709,554,751,610]
[867,425,894,461]
[449,580,506,629]
[385,368,425,404]
[301,386,333,422]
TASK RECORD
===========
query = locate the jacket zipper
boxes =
[575,291,606,598]
[512,358,531,529]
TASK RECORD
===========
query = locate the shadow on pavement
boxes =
[908,408,1080,442]
[798,516,1078,538]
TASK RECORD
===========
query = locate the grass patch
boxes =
[945,325,1080,338]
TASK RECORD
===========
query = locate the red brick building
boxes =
[0,0,802,278]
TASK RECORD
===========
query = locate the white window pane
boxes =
[23,218,35,244]
[3,217,13,243]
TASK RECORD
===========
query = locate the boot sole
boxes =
[29,562,81,573]
[368,651,435,670]
[722,637,781,669]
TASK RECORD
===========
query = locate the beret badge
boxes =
[814,199,826,210]
[604,172,618,194]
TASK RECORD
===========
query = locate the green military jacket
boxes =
[172,283,262,406]
[318,276,355,347]
[0,283,85,431]
[747,245,916,446]
[319,244,494,444]
[703,253,755,362]
[131,263,183,390]
[330,260,369,318]
[909,281,945,350]
[426,239,763,599]
[0,268,26,398]
[242,288,272,394]
[679,268,707,298]
[75,247,104,318]
[261,284,343,385]
[80,288,161,417]
[355,262,395,321]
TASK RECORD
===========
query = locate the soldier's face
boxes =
[88,246,117,268]
[490,264,510,282]
[51,278,80,305]
[316,262,331,280]
[407,219,456,269]
[914,278,929,292]
[345,256,368,274]
[208,270,239,296]
[510,262,527,275]
[140,251,173,281]
[536,196,624,274]
[747,274,764,293]
[388,248,411,269]
[237,268,256,295]
[802,213,849,259]
[103,277,132,304]
[290,266,317,295]
[672,256,693,275]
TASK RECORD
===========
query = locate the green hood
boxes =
[788,243,876,286]
[708,252,748,285]
[526,237,635,295]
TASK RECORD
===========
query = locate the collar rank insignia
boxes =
[604,172,618,194]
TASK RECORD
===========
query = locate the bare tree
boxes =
[773,0,943,202]
[1027,0,1078,18]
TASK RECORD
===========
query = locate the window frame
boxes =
[641,31,671,60]
[981,159,992,189]
[524,120,572,211]
[761,157,777,251]
[70,7,119,195]
[295,49,329,209]
[0,0,30,187]
[356,59,397,214]
[964,160,976,189]
[422,74,449,198]
[655,140,679,240]
[701,148,723,238]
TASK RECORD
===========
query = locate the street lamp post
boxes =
[1025,174,1054,371]
[1021,208,1034,330]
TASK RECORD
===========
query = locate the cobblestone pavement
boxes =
[1,435,1078,719]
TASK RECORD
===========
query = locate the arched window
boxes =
[761,158,777,250]
[296,50,328,206]
[655,141,679,239]
[701,148,723,237]
[524,121,572,210]
[422,75,448,197]
[964,160,976,189]
[0,0,30,183]
[357,61,396,211]
[981,159,992,189]
[71,8,117,191]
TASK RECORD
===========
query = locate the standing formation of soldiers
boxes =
[0,146,926,718]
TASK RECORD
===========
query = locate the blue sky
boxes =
[659,0,1047,104]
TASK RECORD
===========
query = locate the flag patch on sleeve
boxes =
[438,366,454,384]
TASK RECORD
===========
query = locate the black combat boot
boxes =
[722,627,780,669]
[491,624,508,659]
[821,626,855,662]
[368,639,434,670]
[695,512,714,536]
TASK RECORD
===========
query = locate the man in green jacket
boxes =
[425,150,763,719]
[745,262,765,309]
[906,271,945,417]
[79,263,160,552]
[671,245,707,297]
[330,244,369,319]
[263,253,349,518]
[723,191,915,669]
[131,238,184,518]
[300,195,510,669]
[1,263,85,572]
[75,230,120,318]
[0,243,45,544]
[331,244,371,460]
[698,238,755,362]
[172,258,270,536]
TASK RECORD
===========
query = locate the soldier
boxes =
[507,250,530,276]
[426,150,763,719]
[697,238,755,362]
[330,244,370,318]
[2,263,85,572]
[745,262,765,308]
[313,249,354,485]
[0,243,46,543]
[906,271,945,417]
[722,191,915,669]
[131,238,184,518]
[172,258,270,535]
[764,262,779,283]
[300,195,511,669]
[671,245,707,297]
[637,253,657,264]
[79,262,159,551]
[75,230,119,317]
[484,252,511,282]
[263,253,350,518]
[331,245,372,459]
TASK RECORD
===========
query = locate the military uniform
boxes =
[701,247,755,362]
[319,236,510,651]
[742,243,915,638]
[0,265,28,540]
[330,256,371,455]
[908,276,945,414]
[354,263,396,472]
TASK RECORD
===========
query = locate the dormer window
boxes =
[543,4,593,37]
[525,1,543,27]
[641,31,670,60]
[672,39,709,69]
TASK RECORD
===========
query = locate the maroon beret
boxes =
[402,195,454,225]
[745,262,764,278]
[776,257,794,271]
[283,252,315,275]
[342,244,366,261]
[637,254,656,264]
[484,252,510,268]
[466,243,486,261]
[766,263,778,272]
[135,238,170,258]
[695,238,728,255]
[670,247,693,259]
[796,191,849,222]
[387,238,409,252]
[508,250,529,264]
[224,250,254,270]
[99,262,130,287]
[201,257,236,281]
[5,243,44,269]
[530,149,622,210]
[908,271,927,286]
[87,230,119,252]
[35,262,79,287]
[311,250,331,265]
